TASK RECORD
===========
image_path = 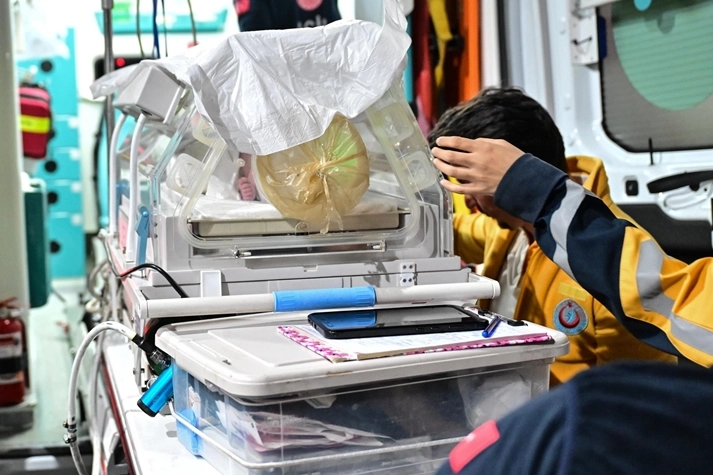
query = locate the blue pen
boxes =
[482,316,502,338]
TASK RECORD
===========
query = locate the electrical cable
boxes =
[126,113,147,263]
[151,0,160,58]
[136,0,145,58]
[109,113,128,237]
[91,105,106,234]
[88,272,122,475]
[161,0,168,57]
[88,328,107,438]
[86,260,108,301]
[65,322,140,475]
[99,230,121,279]
[186,0,197,46]
[120,263,189,298]
[88,306,110,475]
[100,227,188,299]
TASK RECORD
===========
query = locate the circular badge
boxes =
[553,299,588,335]
[297,0,324,12]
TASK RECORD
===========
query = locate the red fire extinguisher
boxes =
[0,297,25,407]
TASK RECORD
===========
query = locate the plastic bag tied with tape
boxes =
[255,114,369,233]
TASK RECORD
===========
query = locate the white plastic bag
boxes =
[91,0,411,157]
[458,371,533,428]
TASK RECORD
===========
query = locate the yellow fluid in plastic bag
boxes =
[255,114,370,233]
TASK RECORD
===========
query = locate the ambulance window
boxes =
[599,0,713,153]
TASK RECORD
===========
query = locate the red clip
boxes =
[449,420,500,473]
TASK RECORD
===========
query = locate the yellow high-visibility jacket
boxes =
[454,156,677,385]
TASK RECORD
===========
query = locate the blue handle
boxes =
[137,365,174,417]
[136,206,150,266]
[274,287,376,312]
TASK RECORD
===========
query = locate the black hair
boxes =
[427,87,568,173]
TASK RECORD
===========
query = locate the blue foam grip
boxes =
[274,287,376,312]
[137,365,174,417]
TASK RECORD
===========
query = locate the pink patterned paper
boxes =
[277,326,552,363]
[278,326,354,361]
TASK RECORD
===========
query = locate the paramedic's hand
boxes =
[431,137,524,196]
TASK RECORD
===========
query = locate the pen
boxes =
[482,316,502,338]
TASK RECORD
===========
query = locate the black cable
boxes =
[186,0,197,46]
[137,0,146,58]
[92,104,107,232]
[119,263,189,298]
[152,0,161,58]
[161,0,168,57]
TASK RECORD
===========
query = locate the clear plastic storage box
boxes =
[158,316,568,475]
[173,362,549,475]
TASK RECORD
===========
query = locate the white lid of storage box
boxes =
[156,307,569,399]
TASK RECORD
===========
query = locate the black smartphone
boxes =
[307,305,488,340]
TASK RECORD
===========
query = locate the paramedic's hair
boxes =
[428,87,568,173]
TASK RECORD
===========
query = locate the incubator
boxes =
[120,83,452,276]
[107,65,499,340]
[89,2,569,473]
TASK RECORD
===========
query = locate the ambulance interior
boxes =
[1,1,712,474]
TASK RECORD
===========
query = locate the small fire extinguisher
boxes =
[0,297,25,407]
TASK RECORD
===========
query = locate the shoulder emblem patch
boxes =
[553,299,588,335]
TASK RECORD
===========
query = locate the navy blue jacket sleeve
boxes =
[494,154,680,356]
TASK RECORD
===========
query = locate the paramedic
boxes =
[430,134,713,475]
[428,88,675,386]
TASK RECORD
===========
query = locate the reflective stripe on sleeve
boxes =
[636,240,713,355]
[549,180,590,280]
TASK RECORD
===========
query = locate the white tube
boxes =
[145,281,500,319]
[125,113,147,262]
[147,293,276,319]
[375,282,500,304]
[66,321,136,475]
[108,113,128,236]
[89,333,104,475]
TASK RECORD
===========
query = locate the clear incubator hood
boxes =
[121,82,455,274]
[95,0,478,296]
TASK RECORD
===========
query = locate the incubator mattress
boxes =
[160,184,402,237]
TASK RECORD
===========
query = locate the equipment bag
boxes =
[19,85,54,159]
